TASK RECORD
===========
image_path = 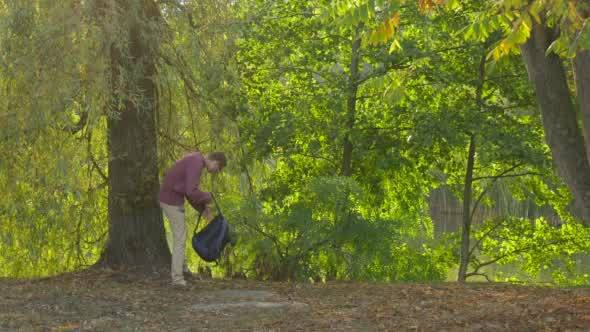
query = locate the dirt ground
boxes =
[0,269,589,331]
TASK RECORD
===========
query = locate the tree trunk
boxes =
[458,48,486,283]
[97,0,170,269]
[341,25,362,177]
[458,134,475,283]
[574,50,590,164]
[520,22,590,226]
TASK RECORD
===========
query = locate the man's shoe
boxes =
[172,278,187,287]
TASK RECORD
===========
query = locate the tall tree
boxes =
[519,21,590,225]
[95,0,170,268]
[472,0,590,225]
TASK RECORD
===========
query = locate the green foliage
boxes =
[474,217,590,286]
[1,0,587,288]
[0,124,108,277]
[0,0,125,277]
[461,0,590,58]
[218,175,451,282]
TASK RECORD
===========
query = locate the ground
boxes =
[0,269,589,331]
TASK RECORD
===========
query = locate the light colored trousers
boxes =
[160,202,189,282]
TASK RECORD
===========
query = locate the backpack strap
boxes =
[211,193,223,217]
[193,193,223,235]
[194,211,203,235]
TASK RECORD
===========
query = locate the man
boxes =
[159,151,227,286]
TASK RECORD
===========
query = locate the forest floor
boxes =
[0,269,589,331]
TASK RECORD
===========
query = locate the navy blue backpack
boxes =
[192,194,234,262]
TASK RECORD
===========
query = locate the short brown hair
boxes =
[207,152,227,168]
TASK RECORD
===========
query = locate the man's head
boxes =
[205,152,227,173]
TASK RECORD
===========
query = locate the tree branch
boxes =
[357,44,479,85]
[89,154,108,183]
[468,217,508,258]
[159,49,233,121]
[239,216,284,259]
[468,239,570,277]
[158,129,208,151]
[294,238,333,260]
[87,133,108,183]
[465,271,492,282]
[469,163,525,222]
[291,152,339,167]
[472,171,544,181]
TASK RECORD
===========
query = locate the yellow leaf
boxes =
[384,20,394,39]
[522,12,532,30]
[568,1,581,22]
[390,11,400,27]
[389,39,403,53]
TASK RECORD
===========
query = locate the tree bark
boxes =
[341,25,362,177]
[574,50,590,163]
[458,135,475,283]
[520,22,590,226]
[458,47,487,282]
[97,0,170,269]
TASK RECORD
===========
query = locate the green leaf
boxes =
[389,38,403,53]
[361,4,370,22]
[528,0,543,23]
[545,39,561,56]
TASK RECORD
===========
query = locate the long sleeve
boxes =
[184,155,212,213]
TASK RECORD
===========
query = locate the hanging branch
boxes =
[165,70,174,136]
[86,132,108,183]
[157,129,209,151]
[158,51,226,118]
[184,84,200,148]
[469,163,525,222]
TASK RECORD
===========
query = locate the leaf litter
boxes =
[0,269,588,331]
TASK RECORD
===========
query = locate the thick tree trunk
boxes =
[97,0,170,269]
[341,25,362,177]
[574,50,590,163]
[520,22,590,226]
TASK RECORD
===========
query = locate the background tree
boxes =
[466,0,590,226]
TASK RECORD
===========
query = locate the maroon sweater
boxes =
[159,152,212,212]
